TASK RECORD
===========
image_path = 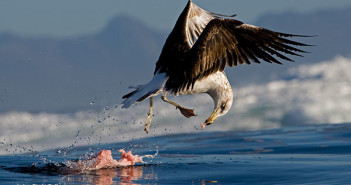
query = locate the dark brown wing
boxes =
[166,18,310,93]
[154,0,234,76]
[185,1,236,46]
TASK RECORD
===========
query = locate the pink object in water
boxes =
[117,149,144,166]
[93,150,119,169]
[60,149,154,174]
[93,149,144,169]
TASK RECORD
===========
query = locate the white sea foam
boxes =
[1,56,351,154]
[230,56,351,127]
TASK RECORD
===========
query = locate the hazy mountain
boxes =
[0,16,166,113]
[1,7,350,113]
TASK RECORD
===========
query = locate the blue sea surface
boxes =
[1,123,351,184]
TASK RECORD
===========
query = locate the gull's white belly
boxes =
[180,71,231,96]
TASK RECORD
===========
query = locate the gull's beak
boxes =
[201,106,220,129]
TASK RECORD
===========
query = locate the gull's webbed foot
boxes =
[176,106,197,118]
[161,94,197,118]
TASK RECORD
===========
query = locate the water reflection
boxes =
[115,166,144,185]
[62,166,150,185]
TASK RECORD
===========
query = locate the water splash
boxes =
[20,149,158,175]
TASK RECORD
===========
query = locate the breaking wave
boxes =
[1,56,351,154]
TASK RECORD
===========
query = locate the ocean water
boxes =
[1,123,351,184]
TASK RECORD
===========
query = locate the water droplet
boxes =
[76,130,81,138]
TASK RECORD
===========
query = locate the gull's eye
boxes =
[221,104,226,110]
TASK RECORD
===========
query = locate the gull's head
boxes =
[203,88,233,127]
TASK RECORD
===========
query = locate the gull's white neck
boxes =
[181,71,233,109]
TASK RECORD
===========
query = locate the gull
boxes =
[121,0,310,133]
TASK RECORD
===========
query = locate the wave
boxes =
[1,56,351,154]
[230,56,351,128]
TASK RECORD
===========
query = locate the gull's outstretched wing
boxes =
[185,1,235,46]
[167,19,310,92]
[156,1,310,93]
[154,0,234,75]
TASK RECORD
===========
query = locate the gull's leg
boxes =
[144,97,153,134]
[161,93,197,118]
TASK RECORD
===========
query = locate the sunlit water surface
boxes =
[1,123,351,184]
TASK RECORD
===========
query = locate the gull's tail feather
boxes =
[121,73,168,108]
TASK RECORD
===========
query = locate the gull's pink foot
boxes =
[201,123,206,130]
[177,107,197,118]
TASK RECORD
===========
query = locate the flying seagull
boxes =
[122,0,310,133]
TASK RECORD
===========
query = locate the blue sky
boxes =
[1,0,351,38]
